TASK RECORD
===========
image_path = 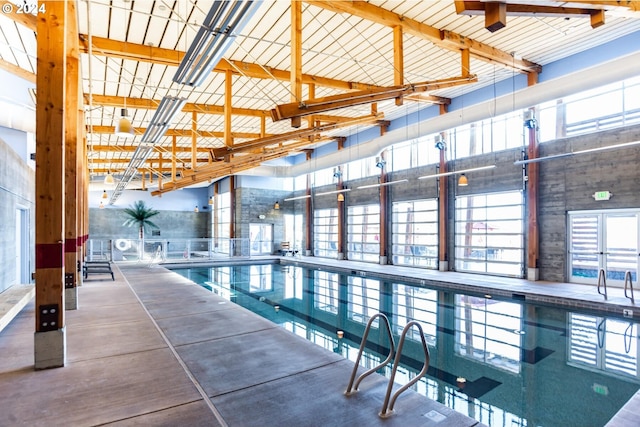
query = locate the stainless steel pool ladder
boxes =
[597,268,607,299]
[624,270,634,303]
[344,315,431,419]
[379,321,430,418]
[345,313,396,396]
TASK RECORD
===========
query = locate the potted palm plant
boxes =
[122,200,160,260]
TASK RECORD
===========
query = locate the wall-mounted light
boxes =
[332,167,341,179]
[274,201,280,210]
[418,165,496,180]
[434,135,446,150]
[375,156,386,169]
[514,140,640,165]
[284,194,311,202]
[102,190,108,199]
[194,206,199,212]
[458,174,468,186]
[208,197,214,205]
[316,188,351,197]
[337,193,345,202]
[357,179,408,190]
[115,108,135,138]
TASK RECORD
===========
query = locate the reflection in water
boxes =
[174,264,639,427]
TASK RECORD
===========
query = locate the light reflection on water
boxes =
[174,263,639,427]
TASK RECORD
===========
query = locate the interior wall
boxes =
[0,136,35,291]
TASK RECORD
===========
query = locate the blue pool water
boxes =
[172,263,639,427]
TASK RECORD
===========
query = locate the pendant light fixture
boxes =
[458,174,468,186]
[102,189,108,199]
[104,170,115,185]
[115,108,135,138]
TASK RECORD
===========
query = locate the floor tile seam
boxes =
[208,359,348,399]
[170,325,281,348]
[118,268,229,427]
[90,398,205,427]
[147,306,246,322]
[65,345,172,365]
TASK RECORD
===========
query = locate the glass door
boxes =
[568,210,639,285]
[249,223,273,255]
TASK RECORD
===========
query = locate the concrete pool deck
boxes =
[0,262,484,426]
[0,256,638,426]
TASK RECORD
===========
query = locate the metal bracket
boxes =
[39,304,59,332]
[65,273,75,289]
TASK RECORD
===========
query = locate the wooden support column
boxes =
[461,48,471,77]
[336,140,345,260]
[305,150,313,255]
[158,152,163,191]
[64,0,80,309]
[229,176,236,240]
[306,83,316,128]
[78,112,86,269]
[526,108,540,280]
[290,0,302,128]
[172,135,177,181]
[141,171,146,191]
[438,132,448,271]
[393,26,403,106]
[35,0,68,369]
[191,111,198,170]
[379,151,388,264]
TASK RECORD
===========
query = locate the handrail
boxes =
[597,268,607,299]
[624,270,635,302]
[345,313,396,396]
[379,321,431,418]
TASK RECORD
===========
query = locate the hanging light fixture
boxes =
[274,201,280,210]
[208,197,214,205]
[104,170,115,185]
[458,174,468,186]
[194,206,199,212]
[337,193,345,202]
[115,108,135,138]
[99,201,105,209]
[102,190,108,199]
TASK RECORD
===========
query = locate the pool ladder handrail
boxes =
[379,321,431,418]
[597,268,607,299]
[345,313,396,396]
[624,270,634,303]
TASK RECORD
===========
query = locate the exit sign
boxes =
[593,191,612,201]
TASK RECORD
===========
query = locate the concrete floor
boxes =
[0,262,486,427]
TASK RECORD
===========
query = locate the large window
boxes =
[347,204,380,263]
[314,208,338,258]
[392,199,438,268]
[449,111,525,159]
[455,191,524,277]
[284,213,303,252]
[455,295,522,374]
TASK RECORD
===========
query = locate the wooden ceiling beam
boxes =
[305,1,541,73]
[87,125,263,140]
[89,157,210,164]
[88,144,211,153]
[0,58,36,84]
[455,1,607,28]
[79,36,378,92]
[85,94,269,117]
[271,76,476,122]
[211,113,384,159]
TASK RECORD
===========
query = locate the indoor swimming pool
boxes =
[172,263,640,427]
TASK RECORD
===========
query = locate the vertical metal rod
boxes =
[597,268,607,299]
[345,313,396,396]
[624,270,634,302]
[379,321,431,418]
